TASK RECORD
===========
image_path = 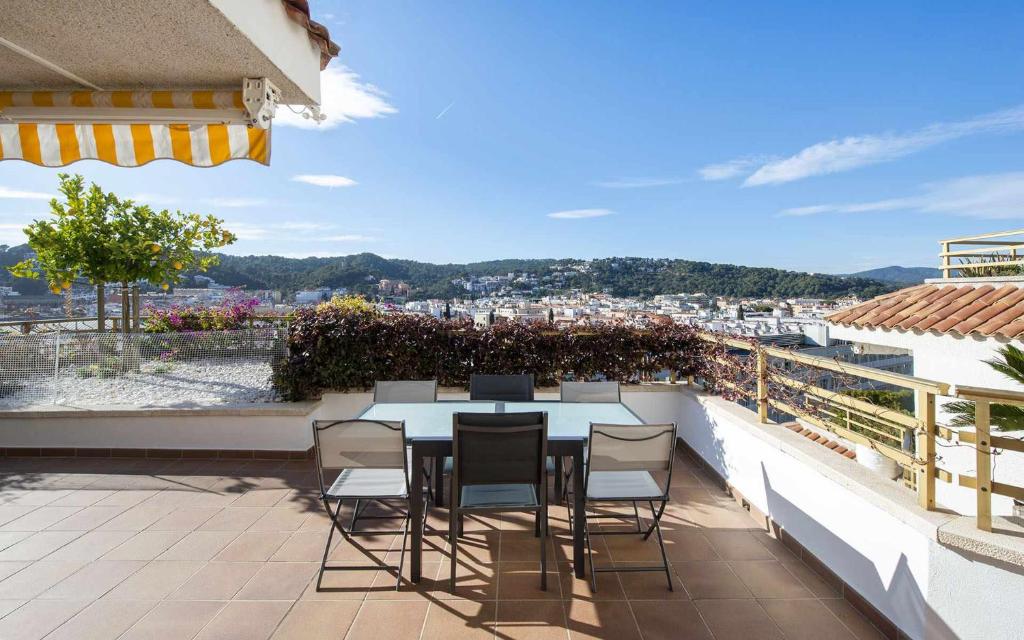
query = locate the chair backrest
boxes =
[586,422,677,495]
[560,381,621,403]
[311,419,408,494]
[452,411,547,488]
[373,380,438,403]
[469,374,535,401]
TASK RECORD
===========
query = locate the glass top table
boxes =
[355,400,645,583]
[356,400,643,439]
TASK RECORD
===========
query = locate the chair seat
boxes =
[327,468,408,498]
[586,471,664,500]
[460,483,539,508]
[445,456,555,474]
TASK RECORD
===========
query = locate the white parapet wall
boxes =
[678,386,1024,640]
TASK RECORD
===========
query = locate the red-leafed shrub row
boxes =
[274,305,708,400]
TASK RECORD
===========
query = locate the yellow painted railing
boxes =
[939,228,1024,279]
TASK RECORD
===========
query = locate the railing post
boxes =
[914,389,936,511]
[940,240,951,278]
[756,345,769,423]
[975,399,993,531]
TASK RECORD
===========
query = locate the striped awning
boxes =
[0,90,270,167]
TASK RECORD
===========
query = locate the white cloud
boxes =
[291,174,358,188]
[778,172,1024,219]
[0,223,29,244]
[276,65,397,130]
[547,208,615,220]
[275,222,335,231]
[128,193,179,205]
[698,157,766,181]
[743,105,1024,186]
[0,186,50,200]
[203,197,269,208]
[223,222,269,240]
[593,177,684,189]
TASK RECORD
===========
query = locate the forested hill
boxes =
[0,245,896,300]
[200,253,896,299]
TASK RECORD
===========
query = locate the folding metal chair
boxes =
[469,374,535,401]
[559,382,622,502]
[312,418,419,590]
[582,422,678,592]
[449,411,549,591]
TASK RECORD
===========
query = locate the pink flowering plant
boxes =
[143,296,260,333]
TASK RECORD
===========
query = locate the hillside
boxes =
[1,244,897,300]
[843,266,940,284]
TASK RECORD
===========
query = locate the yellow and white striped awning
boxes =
[0,90,270,167]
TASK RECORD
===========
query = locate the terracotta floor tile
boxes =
[199,507,268,531]
[0,506,82,531]
[230,488,292,507]
[96,503,177,531]
[500,531,556,562]
[270,600,362,639]
[496,561,560,599]
[45,505,128,531]
[704,531,777,560]
[47,489,116,508]
[326,532,395,563]
[0,530,84,561]
[104,560,205,600]
[558,563,625,601]
[493,600,567,640]
[674,561,752,599]
[147,506,221,531]
[157,530,240,561]
[214,531,290,561]
[42,530,135,563]
[437,559,498,600]
[629,600,713,640]
[0,531,32,552]
[367,561,443,600]
[101,530,188,561]
[248,507,313,532]
[0,506,37,527]
[300,562,379,599]
[45,598,158,640]
[613,562,687,599]
[0,560,28,581]
[119,600,227,640]
[821,598,889,640]
[780,558,841,598]
[0,560,86,599]
[760,598,859,640]
[194,600,292,640]
[695,599,785,640]
[565,600,640,640]
[421,600,496,640]
[234,561,318,600]
[346,600,430,640]
[728,560,813,599]
[0,599,88,639]
[168,561,263,600]
[39,559,144,599]
[451,531,501,564]
[661,529,720,561]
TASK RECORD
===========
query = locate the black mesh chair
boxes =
[583,422,678,592]
[469,374,535,401]
[450,411,549,591]
[312,419,418,590]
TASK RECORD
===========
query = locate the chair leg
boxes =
[350,499,361,530]
[396,514,410,590]
[540,505,548,591]
[449,508,458,592]
[632,501,642,533]
[534,510,540,538]
[642,500,667,541]
[317,497,346,591]
[648,500,673,591]
[584,504,598,593]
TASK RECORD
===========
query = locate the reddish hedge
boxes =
[274,306,707,400]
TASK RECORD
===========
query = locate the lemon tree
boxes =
[8,173,236,329]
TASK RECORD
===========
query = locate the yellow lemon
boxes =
[161,283,169,290]
[150,243,161,253]
[61,280,71,289]
[49,284,61,294]
[172,261,184,270]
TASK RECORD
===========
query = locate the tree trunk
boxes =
[121,282,130,335]
[132,284,140,332]
[96,283,105,332]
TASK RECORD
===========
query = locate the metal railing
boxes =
[939,228,1024,279]
[698,333,1024,531]
[0,314,290,335]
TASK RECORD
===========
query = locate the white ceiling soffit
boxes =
[0,0,324,105]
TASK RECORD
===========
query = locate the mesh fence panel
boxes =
[0,329,287,408]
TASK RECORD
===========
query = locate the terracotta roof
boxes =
[282,0,341,70]
[782,422,856,459]
[826,283,1024,340]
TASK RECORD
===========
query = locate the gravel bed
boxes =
[0,360,279,409]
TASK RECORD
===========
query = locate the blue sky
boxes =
[3,1,1024,273]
